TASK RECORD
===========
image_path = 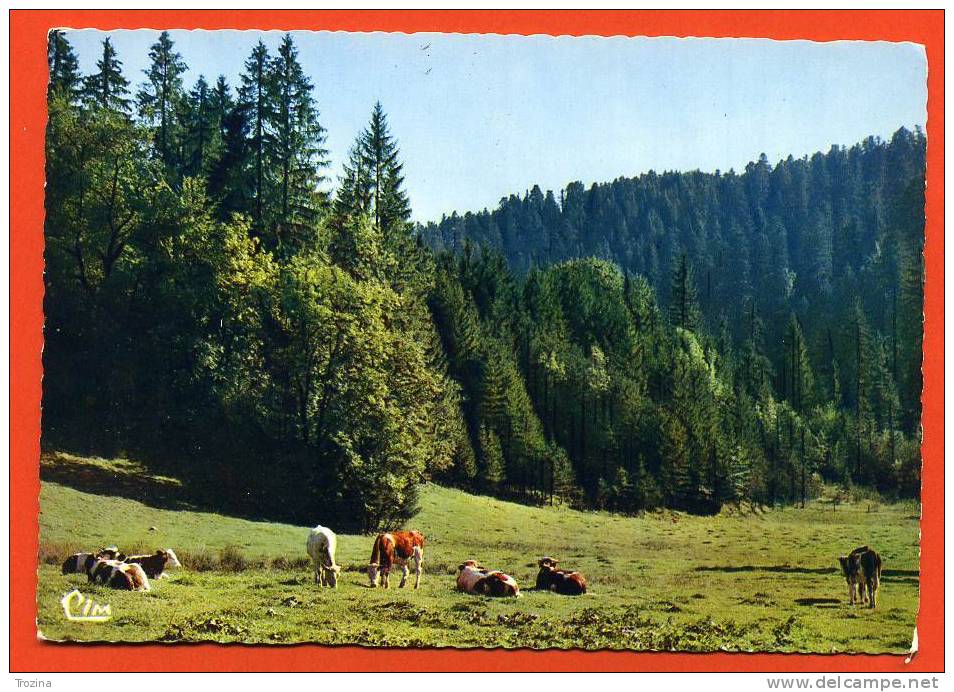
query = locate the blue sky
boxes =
[62,29,927,223]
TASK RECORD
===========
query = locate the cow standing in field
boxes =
[124,549,182,579]
[456,560,520,597]
[306,526,341,587]
[533,556,587,595]
[368,531,424,589]
[838,545,883,608]
[88,558,151,591]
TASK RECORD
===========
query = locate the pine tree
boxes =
[206,76,248,219]
[669,252,701,331]
[181,75,224,179]
[267,33,329,254]
[137,31,188,170]
[784,314,815,412]
[47,30,82,102]
[82,37,131,113]
[478,424,505,490]
[337,102,411,234]
[237,40,274,237]
[335,142,373,219]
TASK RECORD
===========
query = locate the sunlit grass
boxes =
[37,452,919,652]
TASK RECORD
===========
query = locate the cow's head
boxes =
[163,549,182,569]
[538,556,559,570]
[98,546,126,561]
[325,563,341,587]
[838,554,861,580]
[368,563,379,587]
[458,560,482,572]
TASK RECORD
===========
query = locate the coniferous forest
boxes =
[43,31,924,531]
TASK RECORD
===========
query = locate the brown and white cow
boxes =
[88,558,151,591]
[456,560,520,597]
[368,531,424,589]
[533,556,587,595]
[124,549,182,579]
[61,547,126,575]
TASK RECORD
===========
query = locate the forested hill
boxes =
[43,30,923,531]
[419,129,925,433]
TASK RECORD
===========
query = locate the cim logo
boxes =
[61,589,112,622]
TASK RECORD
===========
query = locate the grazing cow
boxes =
[306,526,341,587]
[534,557,587,595]
[61,547,126,575]
[88,559,150,591]
[368,531,425,589]
[838,545,883,608]
[124,549,182,579]
[456,560,520,597]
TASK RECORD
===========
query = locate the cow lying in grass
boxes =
[368,531,425,589]
[456,560,520,597]
[533,556,587,595]
[838,545,882,609]
[88,558,150,591]
[124,549,182,579]
[307,525,341,587]
[61,546,126,575]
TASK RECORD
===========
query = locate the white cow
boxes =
[306,526,341,588]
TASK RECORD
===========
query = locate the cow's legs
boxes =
[413,547,423,589]
[399,562,409,588]
[314,559,321,585]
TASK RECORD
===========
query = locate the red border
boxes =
[10,10,944,672]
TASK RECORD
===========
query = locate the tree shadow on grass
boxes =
[695,565,920,578]
[40,452,197,512]
[794,597,842,606]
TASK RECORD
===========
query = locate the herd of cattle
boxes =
[306,526,587,597]
[60,528,882,608]
[61,547,181,591]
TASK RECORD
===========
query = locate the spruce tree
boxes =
[181,75,224,179]
[267,33,329,253]
[47,30,82,102]
[237,40,274,237]
[669,252,701,331]
[82,37,131,113]
[337,102,410,234]
[137,31,188,170]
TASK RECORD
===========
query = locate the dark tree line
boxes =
[420,132,924,508]
[43,31,922,529]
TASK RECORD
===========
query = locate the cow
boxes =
[88,558,150,591]
[838,545,882,608]
[456,560,520,597]
[533,556,587,595]
[124,549,182,579]
[61,547,126,575]
[306,526,341,587]
[368,531,424,589]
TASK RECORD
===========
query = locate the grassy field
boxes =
[37,451,920,652]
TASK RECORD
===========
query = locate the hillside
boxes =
[44,25,924,525]
[38,452,918,651]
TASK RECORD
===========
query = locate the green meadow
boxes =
[37,452,919,652]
